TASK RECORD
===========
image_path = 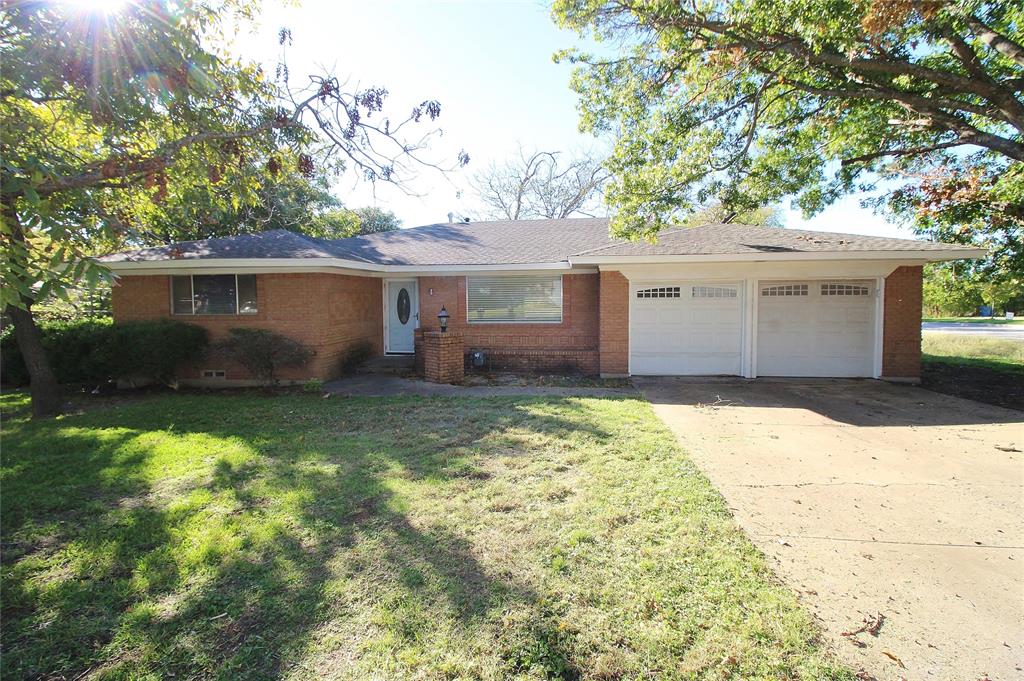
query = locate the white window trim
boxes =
[465,274,564,324]
[171,274,257,316]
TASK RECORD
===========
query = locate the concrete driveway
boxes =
[636,378,1024,681]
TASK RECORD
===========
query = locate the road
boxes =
[922,321,1024,340]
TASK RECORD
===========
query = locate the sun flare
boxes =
[60,0,129,15]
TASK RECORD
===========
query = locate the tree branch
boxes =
[966,16,1024,68]
[841,139,970,166]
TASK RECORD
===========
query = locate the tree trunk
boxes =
[6,302,63,418]
[2,202,64,418]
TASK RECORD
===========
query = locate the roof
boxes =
[572,223,970,258]
[100,218,981,269]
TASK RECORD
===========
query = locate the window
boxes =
[692,286,737,298]
[761,284,808,297]
[172,274,258,315]
[636,287,680,299]
[821,283,869,296]
[467,275,562,323]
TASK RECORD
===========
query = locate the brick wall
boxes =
[417,273,599,374]
[882,265,923,379]
[111,273,382,381]
[598,270,629,377]
[421,332,464,384]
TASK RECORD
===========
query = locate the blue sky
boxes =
[235,0,914,238]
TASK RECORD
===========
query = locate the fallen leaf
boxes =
[882,650,906,668]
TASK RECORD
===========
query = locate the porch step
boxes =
[357,354,416,375]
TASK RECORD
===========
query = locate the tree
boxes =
[552,0,1023,241]
[885,152,1022,289]
[126,154,352,243]
[353,206,402,234]
[684,201,784,227]
[471,148,609,219]
[1,0,467,417]
[922,263,985,316]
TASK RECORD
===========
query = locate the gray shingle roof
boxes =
[98,229,339,262]
[572,223,970,258]
[100,218,974,266]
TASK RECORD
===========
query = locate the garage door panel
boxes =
[757,279,875,377]
[630,281,743,376]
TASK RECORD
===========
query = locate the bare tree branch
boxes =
[471,148,609,220]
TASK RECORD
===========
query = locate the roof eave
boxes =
[100,257,586,275]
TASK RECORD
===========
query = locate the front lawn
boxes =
[921,334,1024,410]
[1,391,848,680]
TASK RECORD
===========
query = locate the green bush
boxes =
[108,320,210,385]
[302,378,324,394]
[1,318,208,387]
[215,328,315,386]
[2,318,113,386]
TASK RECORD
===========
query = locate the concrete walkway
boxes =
[923,321,1024,340]
[636,377,1024,681]
[323,374,637,398]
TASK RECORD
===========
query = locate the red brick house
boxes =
[100,218,982,384]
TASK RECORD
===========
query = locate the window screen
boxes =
[192,274,237,314]
[467,275,562,323]
[172,274,257,315]
[237,275,258,313]
[171,276,194,314]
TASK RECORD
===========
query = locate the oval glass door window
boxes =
[396,288,411,324]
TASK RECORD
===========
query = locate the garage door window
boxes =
[692,286,737,298]
[821,283,869,296]
[761,284,808,297]
[636,287,680,299]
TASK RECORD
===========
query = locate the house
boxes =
[100,218,983,383]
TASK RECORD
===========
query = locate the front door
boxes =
[386,280,418,353]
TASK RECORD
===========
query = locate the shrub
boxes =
[2,318,115,386]
[1,318,208,387]
[302,378,324,394]
[334,340,374,377]
[216,328,315,386]
[108,320,210,386]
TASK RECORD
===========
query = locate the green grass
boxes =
[922,333,1024,374]
[923,316,1023,325]
[1,392,849,680]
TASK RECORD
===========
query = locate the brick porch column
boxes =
[413,328,425,376]
[421,331,464,384]
[599,270,630,377]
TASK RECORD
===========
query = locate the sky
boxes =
[233,0,915,239]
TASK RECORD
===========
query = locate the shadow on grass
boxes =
[1,394,601,680]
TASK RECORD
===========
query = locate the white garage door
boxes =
[757,280,876,377]
[630,282,743,375]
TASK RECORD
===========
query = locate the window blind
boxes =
[171,274,258,315]
[466,275,562,323]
